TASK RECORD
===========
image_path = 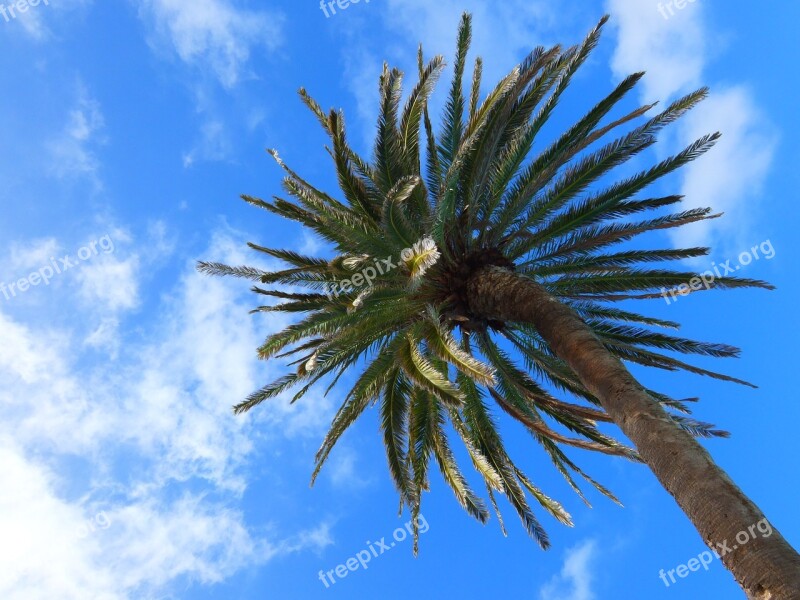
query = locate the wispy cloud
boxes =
[4,0,89,41]
[181,119,231,168]
[45,83,106,188]
[0,227,334,598]
[539,540,598,600]
[0,447,264,599]
[673,87,777,249]
[136,0,284,166]
[137,0,285,89]
[325,444,372,489]
[606,0,705,101]
[605,0,777,250]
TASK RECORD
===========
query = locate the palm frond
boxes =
[199,13,771,552]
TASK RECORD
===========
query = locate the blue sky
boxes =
[1,1,798,598]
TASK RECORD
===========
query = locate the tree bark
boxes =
[466,265,800,599]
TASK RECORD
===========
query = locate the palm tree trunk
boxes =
[466,265,800,599]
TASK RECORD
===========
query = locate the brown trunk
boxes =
[466,265,800,599]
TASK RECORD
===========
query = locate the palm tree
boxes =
[199,13,800,598]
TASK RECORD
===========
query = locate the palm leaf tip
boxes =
[404,237,441,285]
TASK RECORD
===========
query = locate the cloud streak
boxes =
[46,84,106,188]
[0,227,333,598]
[606,0,777,250]
[138,0,284,88]
[539,540,598,600]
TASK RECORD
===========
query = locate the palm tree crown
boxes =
[199,13,771,552]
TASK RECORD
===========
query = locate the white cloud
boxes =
[326,444,371,489]
[136,1,284,164]
[606,0,776,249]
[340,46,383,150]
[142,220,178,263]
[182,119,231,167]
[606,0,705,101]
[0,227,335,597]
[0,440,118,600]
[539,540,597,600]
[0,312,67,385]
[0,442,266,600]
[672,87,777,250]
[76,252,141,312]
[6,238,60,272]
[96,497,267,590]
[138,0,285,88]
[0,228,146,340]
[84,317,121,357]
[4,0,89,41]
[46,84,106,187]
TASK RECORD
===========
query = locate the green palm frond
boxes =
[201,13,770,552]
